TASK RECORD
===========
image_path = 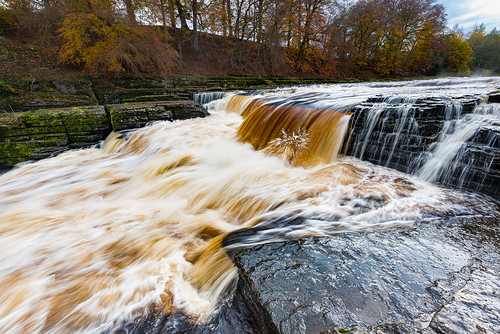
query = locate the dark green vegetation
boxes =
[468,25,500,75]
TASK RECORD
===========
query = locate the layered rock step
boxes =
[345,96,500,200]
[0,101,208,168]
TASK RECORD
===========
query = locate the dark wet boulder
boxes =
[233,220,500,333]
[107,103,172,131]
[158,100,210,120]
[488,92,500,103]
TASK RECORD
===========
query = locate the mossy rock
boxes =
[0,106,110,165]
[107,103,172,131]
[107,101,208,130]
[0,101,208,167]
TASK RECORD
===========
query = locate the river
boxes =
[1,77,499,333]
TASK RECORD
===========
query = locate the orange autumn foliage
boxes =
[58,12,178,76]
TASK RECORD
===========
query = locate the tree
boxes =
[123,0,138,24]
[192,0,198,50]
[58,0,178,76]
[442,32,473,73]
[468,25,500,74]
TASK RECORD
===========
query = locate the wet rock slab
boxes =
[233,220,500,333]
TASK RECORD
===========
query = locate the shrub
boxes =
[59,13,178,77]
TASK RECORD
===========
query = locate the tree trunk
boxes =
[159,0,167,28]
[192,0,199,51]
[123,0,137,24]
[224,0,233,36]
[234,0,242,39]
[175,0,189,29]
[168,0,177,29]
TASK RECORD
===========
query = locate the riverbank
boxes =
[0,101,208,168]
[0,75,368,114]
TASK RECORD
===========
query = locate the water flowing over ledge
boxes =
[0,77,499,333]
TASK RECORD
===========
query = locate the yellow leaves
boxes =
[443,33,473,73]
[58,13,101,64]
[0,80,16,95]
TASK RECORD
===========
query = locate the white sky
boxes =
[439,0,500,32]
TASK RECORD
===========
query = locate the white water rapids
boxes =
[1,77,499,333]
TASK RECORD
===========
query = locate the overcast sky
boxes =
[439,0,500,32]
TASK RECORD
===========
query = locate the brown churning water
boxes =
[0,85,498,333]
[236,97,351,166]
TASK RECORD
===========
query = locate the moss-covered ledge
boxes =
[0,100,208,168]
[107,100,209,130]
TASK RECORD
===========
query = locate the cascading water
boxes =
[347,96,476,173]
[1,77,499,333]
[417,103,500,190]
[192,91,227,105]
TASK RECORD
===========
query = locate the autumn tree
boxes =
[325,0,445,77]
[285,0,329,72]
[58,0,178,76]
[329,0,385,75]
[442,32,473,73]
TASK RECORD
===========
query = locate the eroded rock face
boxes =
[345,97,481,173]
[233,218,500,333]
[345,97,500,200]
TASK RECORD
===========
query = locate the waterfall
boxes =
[348,97,469,173]
[191,91,227,105]
[0,77,499,333]
[236,97,351,167]
[345,94,499,196]
[417,103,500,190]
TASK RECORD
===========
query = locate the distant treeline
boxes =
[0,0,498,77]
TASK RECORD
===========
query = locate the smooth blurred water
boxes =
[0,77,499,333]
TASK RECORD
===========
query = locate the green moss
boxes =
[0,105,112,166]
[60,106,109,133]
[108,103,166,130]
